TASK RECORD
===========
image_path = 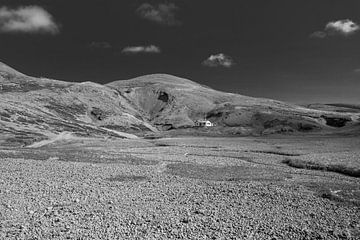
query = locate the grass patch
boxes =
[3,134,48,147]
[153,142,172,147]
[143,134,163,140]
[283,158,360,178]
[249,150,301,157]
[166,163,289,182]
[303,182,360,206]
[185,153,254,163]
[56,151,158,165]
[0,149,158,165]
[182,145,220,149]
[318,189,344,202]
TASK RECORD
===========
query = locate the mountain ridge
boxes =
[0,62,359,146]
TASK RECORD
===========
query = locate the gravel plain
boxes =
[0,135,359,239]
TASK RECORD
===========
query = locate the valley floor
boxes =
[0,135,359,239]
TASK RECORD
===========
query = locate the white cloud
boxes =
[136,3,181,26]
[325,19,359,35]
[202,53,234,68]
[309,31,327,39]
[122,45,161,54]
[0,6,59,34]
[311,19,359,38]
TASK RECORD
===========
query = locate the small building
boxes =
[195,120,214,127]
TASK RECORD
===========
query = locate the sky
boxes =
[0,0,360,104]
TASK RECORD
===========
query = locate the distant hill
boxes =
[304,103,360,114]
[0,62,359,146]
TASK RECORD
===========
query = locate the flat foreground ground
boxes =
[0,135,359,239]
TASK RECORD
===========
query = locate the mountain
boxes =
[0,62,154,146]
[0,62,359,146]
[107,74,359,133]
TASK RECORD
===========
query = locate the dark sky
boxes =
[1,0,360,103]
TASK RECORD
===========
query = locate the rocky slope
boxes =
[107,74,359,133]
[0,62,359,145]
[0,62,155,145]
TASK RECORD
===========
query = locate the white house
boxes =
[195,120,214,127]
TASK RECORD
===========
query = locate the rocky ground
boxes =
[0,135,359,239]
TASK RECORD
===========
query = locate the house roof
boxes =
[196,120,211,123]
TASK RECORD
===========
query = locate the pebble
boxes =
[0,138,359,239]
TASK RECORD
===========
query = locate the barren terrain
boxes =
[1,135,359,239]
[2,61,360,143]
[1,61,359,239]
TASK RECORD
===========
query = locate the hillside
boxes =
[0,62,359,146]
[107,74,359,133]
[0,62,154,146]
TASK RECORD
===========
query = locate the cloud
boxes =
[309,31,327,39]
[326,19,359,35]
[310,19,359,38]
[0,6,59,34]
[89,41,112,49]
[202,53,234,68]
[136,3,181,26]
[121,45,161,54]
